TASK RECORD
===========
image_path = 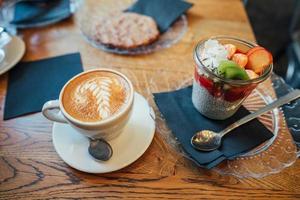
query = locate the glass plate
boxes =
[77,0,188,55]
[154,77,299,178]
[271,73,300,147]
[0,0,81,29]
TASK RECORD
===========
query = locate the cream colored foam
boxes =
[62,71,130,122]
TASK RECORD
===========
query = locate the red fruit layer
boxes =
[194,68,256,102]
[194,69,221,97]
[223,84,256,102]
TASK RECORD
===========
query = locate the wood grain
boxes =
[1,0,300,199]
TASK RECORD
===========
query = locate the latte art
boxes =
[62,71,130,122]
[75,77,122,119]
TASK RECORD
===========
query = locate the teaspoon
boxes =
[0,27,5,63]
[0,49,5,63]
[0,27,4,35]
[191,89,300,151]
[88,139,113,161]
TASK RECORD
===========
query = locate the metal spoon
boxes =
[0,27,11,48]
[0,27,4,35]
[0,27,5,63]
[88,139,113,161]
[0,49,5,63]
[191,89,300,151]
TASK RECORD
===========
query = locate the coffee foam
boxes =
[62,71,130,122]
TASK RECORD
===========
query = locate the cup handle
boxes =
[42,100,68,123]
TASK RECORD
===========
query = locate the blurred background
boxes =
[245,0,300,88]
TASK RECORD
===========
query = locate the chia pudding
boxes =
[192,37,273,120]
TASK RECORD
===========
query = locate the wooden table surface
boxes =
[1,0,300,199]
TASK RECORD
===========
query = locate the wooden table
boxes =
[1,0,300,199]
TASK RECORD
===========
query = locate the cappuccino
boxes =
[62,71,130,122]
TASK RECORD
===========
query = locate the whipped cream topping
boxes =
[198,39,228,71]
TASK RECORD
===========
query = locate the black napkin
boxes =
[126,0,193,33]
[272,74,300,145]
[4,53,83,120]
[154,86,274,169]
[11,0,71,25]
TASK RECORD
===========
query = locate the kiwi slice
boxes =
[218,60,239,74]
[217,60,249,80]
[224,67,250,80]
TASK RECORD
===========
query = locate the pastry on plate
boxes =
[92,12,160,49]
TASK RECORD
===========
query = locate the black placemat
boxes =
[154,86,274,168]
[126,0,193,32]
[11,0,71,25]
[4,53,83,120]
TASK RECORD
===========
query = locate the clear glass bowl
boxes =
[151,75,298,178]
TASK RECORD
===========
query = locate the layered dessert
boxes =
[192,37,273,120]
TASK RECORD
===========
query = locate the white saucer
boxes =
[0,36,25,76]
[52,93,156,173]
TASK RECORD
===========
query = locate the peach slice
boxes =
[224,44,237,59]
[236,48,248,54]
[232,53,248,68]
[245,69,259,79]
[246,46,265,56]
[246,48,273,74]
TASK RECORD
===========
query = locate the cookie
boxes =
[92,12,160,49]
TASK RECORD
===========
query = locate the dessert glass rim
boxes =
[59,68,134,126]
[194,36,273,86]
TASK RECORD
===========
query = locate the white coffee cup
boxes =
[42,68,134,141]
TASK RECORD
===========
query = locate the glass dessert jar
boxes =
[192,36,273,120]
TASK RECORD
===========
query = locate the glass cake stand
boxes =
[153,76,299,178]
[77,0,188,55]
